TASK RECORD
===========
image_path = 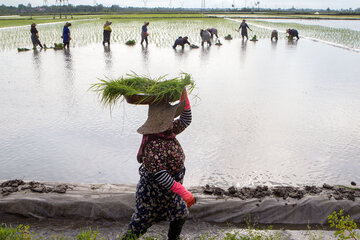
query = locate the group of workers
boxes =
[30,19,299,51]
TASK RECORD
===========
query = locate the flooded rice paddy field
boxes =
[0,18,360,188]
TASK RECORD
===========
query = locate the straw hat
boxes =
[137,101,186,134]
[105,21,112,26]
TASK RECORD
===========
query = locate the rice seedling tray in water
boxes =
[91,72,195,107]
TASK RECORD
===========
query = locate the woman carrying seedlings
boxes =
[122,89,195,240]
[103,21,112,46]
[238,19,252,40]
[30,23,43,49]
[141,22,150,46]
[62,22,71,49]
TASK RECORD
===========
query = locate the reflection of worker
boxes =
[172,36,190,50]
[30,23,43,49]
[62,22,71,49]
[206,28,218,38]
[122,90,195,240]
[238,19,252,40]
[103,21,112,46]
[200,29,211,47]
[286,29,299,40]
[141,22,149,45]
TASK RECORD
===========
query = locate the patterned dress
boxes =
[126,109,192,235]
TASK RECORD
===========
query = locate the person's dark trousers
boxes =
[168,219,185,240]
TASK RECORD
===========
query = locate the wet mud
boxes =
[202,183,360,201]
[1,179,69,196]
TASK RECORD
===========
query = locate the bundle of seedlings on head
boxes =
[125,40,136,45]
[91,72,195,109]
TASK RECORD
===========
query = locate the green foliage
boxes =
[17,48,31,52]
[125,40,136,45]
[54,43,64,49]
[91,72,195,108]
[224,34,233,40]
[328,209,360,240]
[75,228,103,240]
[0,224,34,240]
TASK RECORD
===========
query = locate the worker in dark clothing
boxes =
[206,28,218,38]
[238,19,252,40]
[172,36,190,50]
[30,23,43,49]
[286,29,299,40]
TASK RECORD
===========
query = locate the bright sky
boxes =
[2,0,359,10]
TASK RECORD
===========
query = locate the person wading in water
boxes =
[30,23,43,49]
[122,89,195,240]
[238,19,252,40]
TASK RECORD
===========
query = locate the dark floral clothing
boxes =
[138,114,189,176]
[127,166,188,235]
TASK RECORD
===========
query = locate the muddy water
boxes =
[0,19,360,188]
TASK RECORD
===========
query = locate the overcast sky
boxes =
[2,0,359,10]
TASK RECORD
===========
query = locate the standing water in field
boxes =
[0,19,359,188]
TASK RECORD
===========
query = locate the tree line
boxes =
[0,4,359,15]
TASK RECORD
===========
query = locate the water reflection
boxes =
[62,49,76,111]
[103,45,112,71]
[32,49,42,83]
[141,45,149,69]
[286,39,298,49]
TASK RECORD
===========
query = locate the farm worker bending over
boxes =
[286,29,299,40]
[103,21,112,46]
[62,22,71,49]
[207,28,218,38]
[121,90,195,240]
[238,19,252,40]
[200,29,211,47]
[30,23,43,49]
[172,36,191,50]
[141,22,150,45]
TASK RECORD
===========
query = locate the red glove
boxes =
[171,181,195,208]
[180,89,191,110]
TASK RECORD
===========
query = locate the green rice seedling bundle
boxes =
[125,40,136,45]
[54,43,64,49]
[250,35,258,41]
[91,73,195,108]
[224,34,232,40]
[287,35,294,40]
[190,44,199,48]
[215,40,223,46]
[17,48,30,52]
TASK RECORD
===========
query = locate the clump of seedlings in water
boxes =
[190,44,199,48]
[250,35,258,41]
[215,40,222,46]
[91,72,195,108]
[17,48,30,52]
[125,40,136,45]
[54,43,64,49]
[224,34,232,40]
